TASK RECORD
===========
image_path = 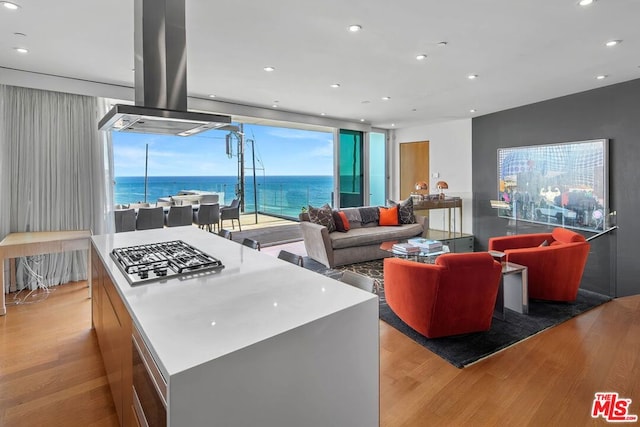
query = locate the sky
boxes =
[113,123,334,177]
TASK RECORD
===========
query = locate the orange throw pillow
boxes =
[332,210,351,232]
[379,206,399,226]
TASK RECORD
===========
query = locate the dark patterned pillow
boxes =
[388,197,416,224]
[332,210,350,232]
[308,204,336,232]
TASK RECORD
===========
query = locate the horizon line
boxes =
[115,174,333,178]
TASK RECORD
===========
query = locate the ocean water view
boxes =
[115,175,333,219]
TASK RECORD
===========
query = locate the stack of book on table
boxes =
[406,238,443,254]
[391,243,421,255]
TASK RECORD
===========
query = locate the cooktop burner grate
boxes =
[111,240,224,285]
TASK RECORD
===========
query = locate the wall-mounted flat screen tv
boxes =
[497,139,608,232]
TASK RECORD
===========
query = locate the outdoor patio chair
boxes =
[114,208,136,233]
[165,205,193,227]
[277,250,304,267]
[193,203,219,232]
[200,194,219,204]
[136,206,164,230]
[220,198,241,230]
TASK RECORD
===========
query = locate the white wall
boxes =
[0,68,370,132]
[391,119,473,234]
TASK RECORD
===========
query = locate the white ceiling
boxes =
[1,0,639,129]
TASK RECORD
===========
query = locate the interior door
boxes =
[400,141,430,199]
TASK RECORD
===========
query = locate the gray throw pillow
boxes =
[358,206,380,224]
[341,208,362,228]
[308,204,336,232]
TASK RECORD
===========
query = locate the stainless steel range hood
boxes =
[99,0,231,136]
[99,104,231,136]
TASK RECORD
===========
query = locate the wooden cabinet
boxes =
[131,408,142,427]
[92,246,133,427]
[91,246,102,332]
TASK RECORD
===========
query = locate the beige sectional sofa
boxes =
[299,206,426,268]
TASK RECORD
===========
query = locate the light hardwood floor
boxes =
[0,283,117,427]
[1,281,638,426]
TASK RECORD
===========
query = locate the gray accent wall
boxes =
[472,78,640,297]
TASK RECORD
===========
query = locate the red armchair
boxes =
[488,227,589,302]
[383,253,502,338]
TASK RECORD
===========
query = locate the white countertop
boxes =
[91,227,376,380]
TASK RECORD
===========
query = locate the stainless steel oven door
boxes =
[132,326,167,427]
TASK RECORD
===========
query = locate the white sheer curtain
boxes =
[0,88,8,243]
[0,84,114,291]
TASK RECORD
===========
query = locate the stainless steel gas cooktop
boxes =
[111,240,224,285]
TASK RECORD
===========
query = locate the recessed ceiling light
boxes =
[320,112,326,116]
[1,2,20,10]
[416,54,427,61]
[436,41,448,47]
[208,94,216,98]
[13,32,26,37]
[596,75,607,80]
[272,104,278,108]
[360,118,365,122]
[263,66,275,72]
[381,96,391,101]
[348,25,362,32]
[14,47,28,54]
[605,40,622,47]
[391,123,396,127]
[361,100,370,104]
[330,83,340,88]
[470,109,477,113]
[578,0,594,5]
[468,74,478,80]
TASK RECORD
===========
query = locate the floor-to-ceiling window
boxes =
[112,123,334,220]
[240,124,333,218]
[369,131,387,206]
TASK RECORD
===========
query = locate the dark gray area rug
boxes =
[230,224,302,247]
[304,258,612,368]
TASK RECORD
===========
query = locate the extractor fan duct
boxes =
[98,0,231,136]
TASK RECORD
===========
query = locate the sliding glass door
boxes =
[339,129,363,207]
[369,131,386,206]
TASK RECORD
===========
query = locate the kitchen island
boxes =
[90,227,379,427]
